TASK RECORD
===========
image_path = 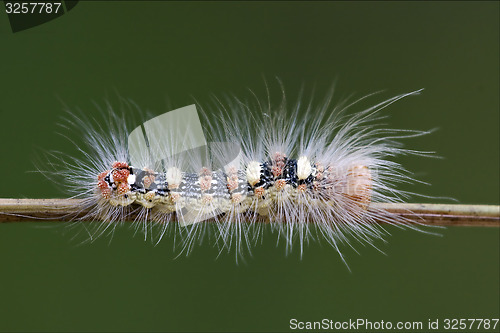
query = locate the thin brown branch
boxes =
[0,198,498,226]
[370,203,499,227]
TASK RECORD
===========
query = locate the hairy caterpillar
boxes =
[47,84,433,263]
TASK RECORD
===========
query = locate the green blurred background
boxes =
[0,1,498,332]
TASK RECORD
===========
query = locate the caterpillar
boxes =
[47,84,433,263]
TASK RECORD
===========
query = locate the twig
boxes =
[0,199,498,226]
[370,203,499,227]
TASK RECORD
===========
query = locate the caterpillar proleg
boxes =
[46,84,435,263]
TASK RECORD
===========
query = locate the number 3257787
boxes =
[5,2,62,14]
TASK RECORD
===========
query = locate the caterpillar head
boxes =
[97,161,135,206]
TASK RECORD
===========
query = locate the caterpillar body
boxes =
[50,85,433,263]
